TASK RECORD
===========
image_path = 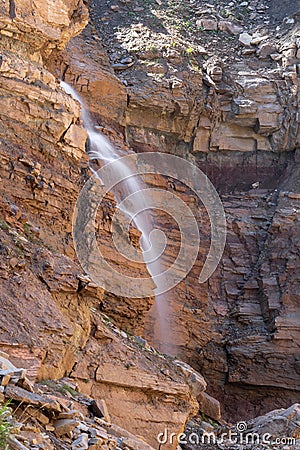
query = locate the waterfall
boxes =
[61,81,172,354]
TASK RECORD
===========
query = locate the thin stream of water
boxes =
[61,81,172,353]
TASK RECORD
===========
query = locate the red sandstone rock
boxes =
[0,0,299,443]
[197,392,221,421]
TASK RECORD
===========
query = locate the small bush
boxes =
[186,46,195,55]
[56,383,77,397]
[0,402,12,449]
[0,219,8,231]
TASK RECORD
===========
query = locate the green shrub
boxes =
[56,383,77,397]
[0,401,12,449]
[0,219,8,231]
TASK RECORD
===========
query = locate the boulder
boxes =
[197,392,221,421]
[239,32,253,46]
[218,21,243,35]
[54,419,79,437]
[244,403,300,438]
[72,433,89,449]
[4,385,61,412]
[196,18,218,31]
[89,399,111,423]
[257,42,277,59]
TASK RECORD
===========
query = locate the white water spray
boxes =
[61,81,172,353]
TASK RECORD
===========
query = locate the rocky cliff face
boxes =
[0,0,299,447]
[1,353,299,449]
[48,0,300,423]
[0,0,221,447]
[0,0,91,377]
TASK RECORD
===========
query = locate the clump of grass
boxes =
[56,383,77,397]
[0,401,13,449]
[200,412,218,428]
[220,8,231,18]
[39,380,77,397]
[23,223,30,232]
[190,62,202,74]
[0,219,9,231]
[185,46,195,56]
[39,379,53,388]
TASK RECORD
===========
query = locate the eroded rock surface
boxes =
[49,0,300,422]
[0,353,159,449]
[0,0,88,60]
[0,0,216,446]
[0,0,299,444]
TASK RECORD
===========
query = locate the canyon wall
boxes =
[0,0,220,447]
[0,0,299,444]
[50,0,300,421]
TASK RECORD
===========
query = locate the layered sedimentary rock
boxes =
[49,3,300,422]
[71,315,206,449]
[0,0,93,378]
[0,353,159,449]
[0,0,215,446]
[0,0,89,257]
[0,0,88,60]
[0,0,299,443]
[48,29,127,127]
[0,0,153,338]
